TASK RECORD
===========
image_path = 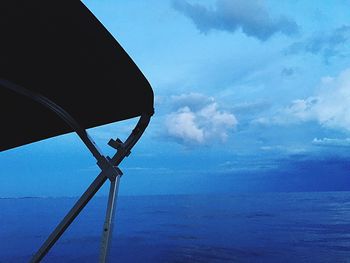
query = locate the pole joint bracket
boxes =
[97,157,123,181]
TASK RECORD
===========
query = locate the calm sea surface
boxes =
[1,192,350,262]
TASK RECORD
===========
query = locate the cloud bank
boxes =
[165,93,237,145]
[257,68,350,132]
[173,0,299,41]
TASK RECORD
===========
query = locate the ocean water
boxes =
[1,192,350,262]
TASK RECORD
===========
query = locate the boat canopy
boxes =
[0,1,154,151]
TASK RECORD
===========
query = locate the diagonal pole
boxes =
[30,173,108,263]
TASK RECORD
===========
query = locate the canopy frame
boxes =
[1,79,152,262]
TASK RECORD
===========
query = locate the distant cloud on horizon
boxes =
[312,137,350,148]
[172,0,299,41]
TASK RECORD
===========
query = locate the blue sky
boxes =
[2,0,350,197]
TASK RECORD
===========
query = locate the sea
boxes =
[1,192,350,262]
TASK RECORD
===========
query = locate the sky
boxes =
[2,0,350,197]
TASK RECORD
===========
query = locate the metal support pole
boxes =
[28,114,151,262]
[1,80,152,262]
[99,175,121,263]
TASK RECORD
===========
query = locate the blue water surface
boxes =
[1,192,350,262]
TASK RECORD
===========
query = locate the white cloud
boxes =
[285,69,350,130]
[165,94,237,145]
[166,106,205,144]
[255,68,350,131]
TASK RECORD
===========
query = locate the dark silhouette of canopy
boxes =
[0,1,154,152]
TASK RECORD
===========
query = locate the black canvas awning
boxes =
[0,1,154,151]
